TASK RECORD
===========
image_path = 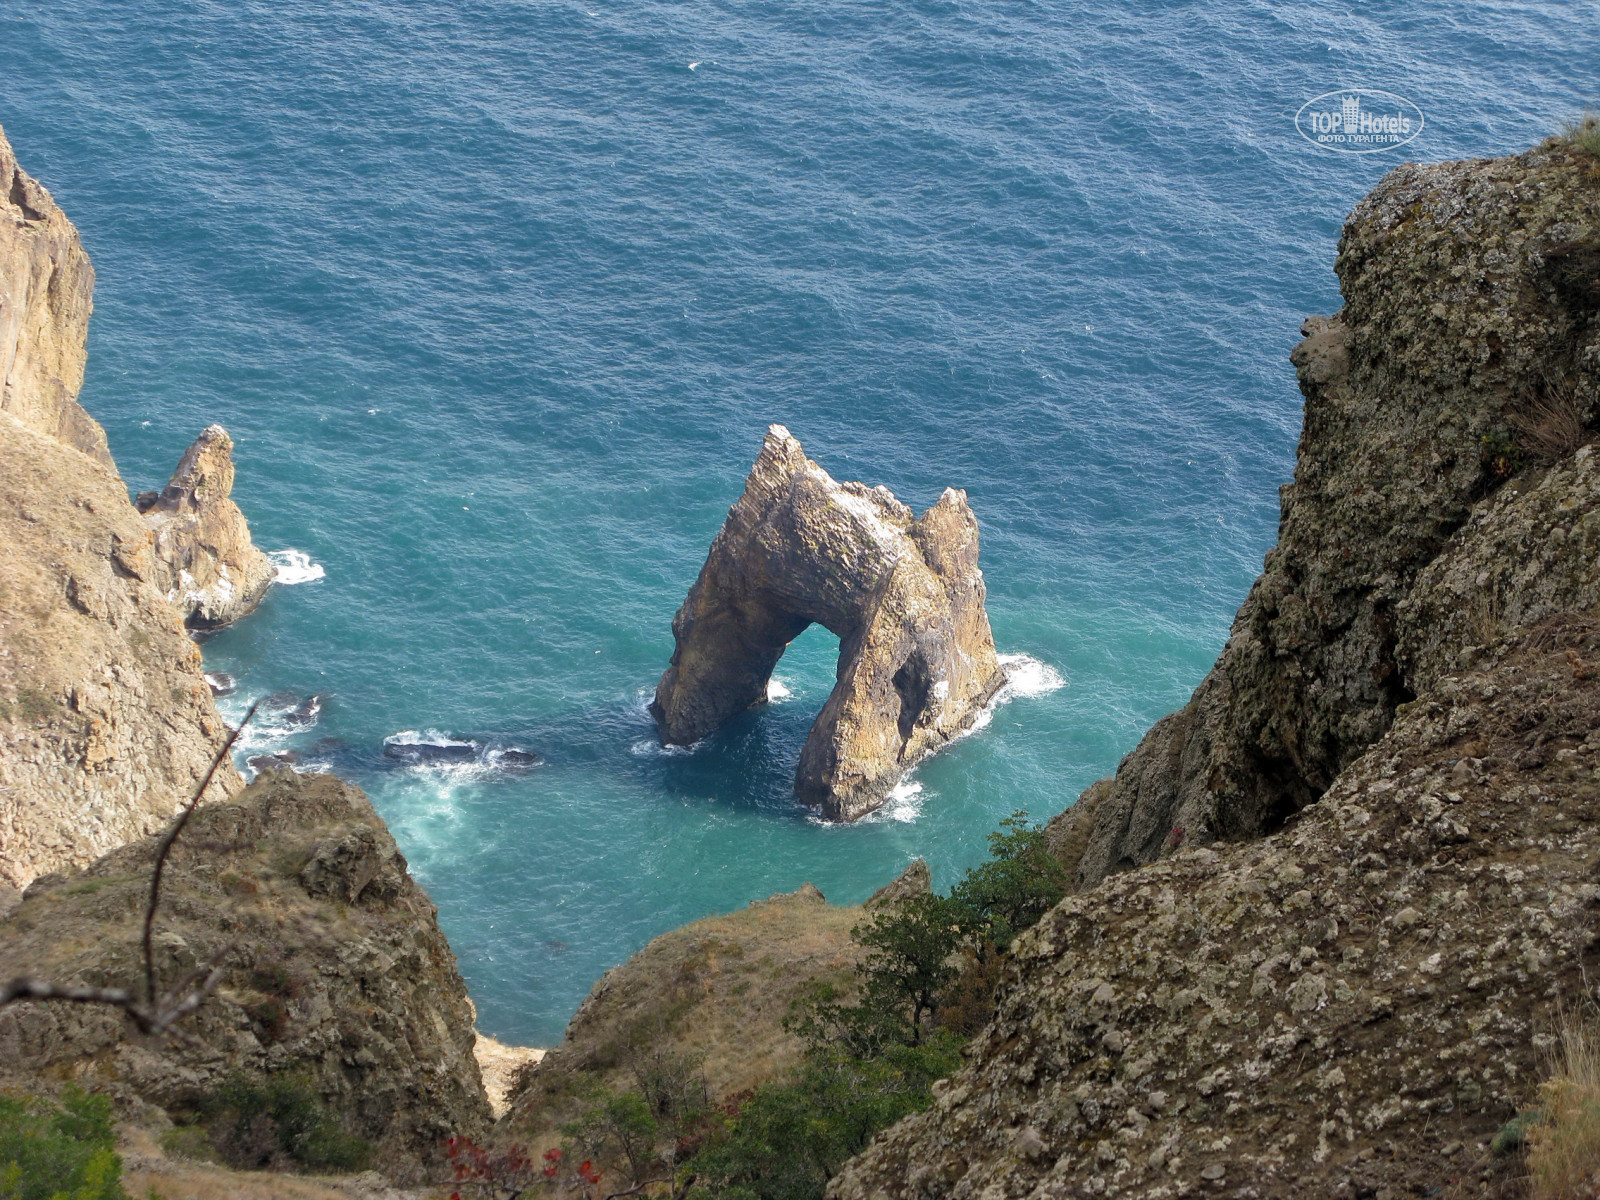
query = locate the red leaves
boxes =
[445,1135,604,1198]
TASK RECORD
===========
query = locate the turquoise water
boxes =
[3,3,1594,1044]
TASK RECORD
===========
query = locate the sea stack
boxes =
[139,423,275,628]
[652,425,1005,821]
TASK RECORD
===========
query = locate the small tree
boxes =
[851,894,965,1047]
[948,811,1068,952]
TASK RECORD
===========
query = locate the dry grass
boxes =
[1562,111,1600,159]
[1526,1004,1600,1198]
[1510,373,1600,467]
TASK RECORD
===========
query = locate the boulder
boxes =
[651,426,1005,820]
[139,425,275,628]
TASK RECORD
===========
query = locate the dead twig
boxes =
[1,704,257,1034]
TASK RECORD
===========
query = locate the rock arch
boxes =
[650,426,1005,820]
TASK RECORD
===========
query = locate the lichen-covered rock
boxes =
[1050,139,1600,888]
[652,425,1004,820]
[0,411,243,890]
[1398,445,1600,692]
[0,123,108,466]
[138,424,275,628]
[0,771,491,1184]
[830,616,1600,1200]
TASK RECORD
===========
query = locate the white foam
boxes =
[995,653,1066,700]
[765,677,793,702]
[630,738,698,758]
[268,549,326,585]
[385,729,476,749]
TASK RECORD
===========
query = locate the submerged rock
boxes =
[140,424,275,629]
[651,425,1004,820]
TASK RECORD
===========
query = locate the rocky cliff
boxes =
[0,124,242,893]
[0,770,491,1183]
[653,426,1004,820]
[1049,138,1600,889]
[138,424,276,629]
[831,138,1600,1200]
[0,123,109,466]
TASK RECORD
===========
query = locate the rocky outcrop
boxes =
[137,424,275,628]
[0,131,242,891]
[831,139,1600,1200]
[504,880,872,1148]
[0,412,244,890]
[0,770,491,1184]
[1049,138,1600,889]
[652,426,1005,820]
[0,123,109,466]
[831,617,1600,1200]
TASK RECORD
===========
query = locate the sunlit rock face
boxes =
[651,425,1004,821]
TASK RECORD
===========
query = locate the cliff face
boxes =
[0,771,491,1183]
[0,126,242,892]
[0,412,244,891]
[1051,139,1600,888]
[653,425,1004,820]
[0,124,108,466]
[830,141,1600,1199]
[138,424,276,629]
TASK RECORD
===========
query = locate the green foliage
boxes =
[0,1088,128,1200]
[1482,430,1524,481]
[948,811,1069,951]
[197,1074,370,1173]
[688,1037,961,1200]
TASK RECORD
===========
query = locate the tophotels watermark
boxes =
[1296,89,1424,154]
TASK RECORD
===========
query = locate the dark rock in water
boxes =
[383,739,477,764]
[310,736,347,754]
[265,688,299,709]
[247,750,299,772]
[496,748,543,768]
[203,671,236,697]
[284,694,325,725]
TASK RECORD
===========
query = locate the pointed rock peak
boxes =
[142,425,274,629]
[865,858,932,910]
[151,424,237,512]
[653,428,1004,821]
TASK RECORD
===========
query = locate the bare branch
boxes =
[143,701,258,1004]
[1,706,255,1038]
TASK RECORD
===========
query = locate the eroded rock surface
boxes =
[652,426,1004,820]
[831,619,1600,1200]
[833,139,1600,1200]
[0,411,244,890]
[0,130,242,890]
[138,424,275,628]
[0,771,491,1184]
[0,123,108,465]
[1049,139,1600,889]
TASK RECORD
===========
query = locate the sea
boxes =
[2,1,1594,1045]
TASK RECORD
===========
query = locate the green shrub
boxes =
[0,1088,128,1200]
[198,1074,370,1173]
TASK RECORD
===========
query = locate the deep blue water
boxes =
[3,2,1595,1044]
